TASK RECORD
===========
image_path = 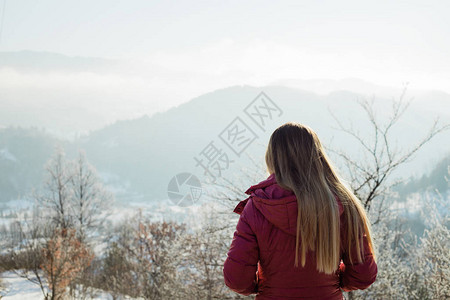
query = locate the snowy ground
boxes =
[0,271,43,300]
[0,271,132,300]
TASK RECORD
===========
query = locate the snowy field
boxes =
[0,271,43,300]
[0,271,139,299]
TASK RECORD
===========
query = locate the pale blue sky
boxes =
[0,0,449,113]
[2,1,449,59]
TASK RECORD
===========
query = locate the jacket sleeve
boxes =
[223,199,259,295]
[339,231,378,292]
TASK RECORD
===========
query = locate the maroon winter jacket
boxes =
[223,173,377,299]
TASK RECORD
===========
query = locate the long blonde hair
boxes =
[265,122,376,274]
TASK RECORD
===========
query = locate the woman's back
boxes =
[223,173,378,299]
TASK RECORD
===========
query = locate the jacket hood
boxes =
[233,173,343,237]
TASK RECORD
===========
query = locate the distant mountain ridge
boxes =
[1,84,448,204]
[0,50,116,72]
[1,50,449,140]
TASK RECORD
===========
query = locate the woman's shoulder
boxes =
[233,196,251,215]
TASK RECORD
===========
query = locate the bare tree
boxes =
[0,146,111,299]
[325,84,450,219]
[132,212,186,299]
[2,218,49,298]
[416,183,450,299]
[349,173,449,300]
[97,210,187,299]
[37,145,74,230]
[69,149,113,245]
[97,239,137,299]
[63,148,113,298]
[171,202,251,300]
[323,86,449,299]
[33,146,112,244]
